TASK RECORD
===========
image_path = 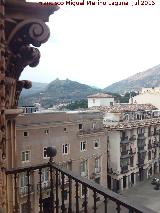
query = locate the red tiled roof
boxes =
[87,93,113,98]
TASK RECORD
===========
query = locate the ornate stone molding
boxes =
[4,1,59,108]
[5,18,51,108]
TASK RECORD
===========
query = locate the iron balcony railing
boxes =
[121,150,129,156]
[129,135,136,141]
[137,134,146,140]
[121,165,129,174]
[148,143,152,149]
[120,136,129,144]
[6,162,155,213]
[138,159,145,167]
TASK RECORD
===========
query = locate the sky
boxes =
[23,0,160,88]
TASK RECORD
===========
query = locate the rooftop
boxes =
[87,93,113,98]
[104,117,160,130]
[90,104,157,113]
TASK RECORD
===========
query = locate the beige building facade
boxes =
[129,87,160,109]
[15,111,107,212]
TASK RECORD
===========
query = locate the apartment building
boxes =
[90,104,160,193]
[15,110,107,212]
[129,87,160,109]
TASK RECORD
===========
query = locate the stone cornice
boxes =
[5,0,59,22]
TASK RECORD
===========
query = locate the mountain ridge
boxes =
[104,64,160,93]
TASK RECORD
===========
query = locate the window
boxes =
[80,160,88,176]
[64,127,67,132]
[62,144,69,155]
[41,168,49,183]
[44,129,49,134]
[93,99,95,103]
[110,102,113,106]
[80,141,86,151]
[79,124,83,130]
[93,139,100,148]
[95,157,101,173]
[92,122,96,129]
[43,147,49,159]
[21,151,30,162]
[148,151,151,160]
[20,173,28,188]
[19,173,28,195]
[23,131,28,137]
[130,156,134,167]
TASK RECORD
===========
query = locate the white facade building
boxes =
[87,93,114,108]
[91,104,160,192]
[129,87,160,109]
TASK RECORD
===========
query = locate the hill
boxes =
[19,79,101,108]
[104,64,160,93]
[21,82,48,96]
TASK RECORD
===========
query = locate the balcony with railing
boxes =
[148,143,152,150]
[152,141,159,148]
[129,135,136,141]
[137,133,146,140]
[121,165,129,174]
[6,147,155,213]
[120,136,129,144]
[137,141,146,151]
[138,159,145,167]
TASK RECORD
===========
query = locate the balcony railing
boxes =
[121,165,129,174]
[148,143,152,149]
[152,142,159,148]
[6,162,155,213]
[138,159,145,166]
[121,150,129,156]
[120,136,129,144]
[137,134,146,140]
[129,135,136,141]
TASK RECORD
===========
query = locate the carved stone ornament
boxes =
[5,18,51,108]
